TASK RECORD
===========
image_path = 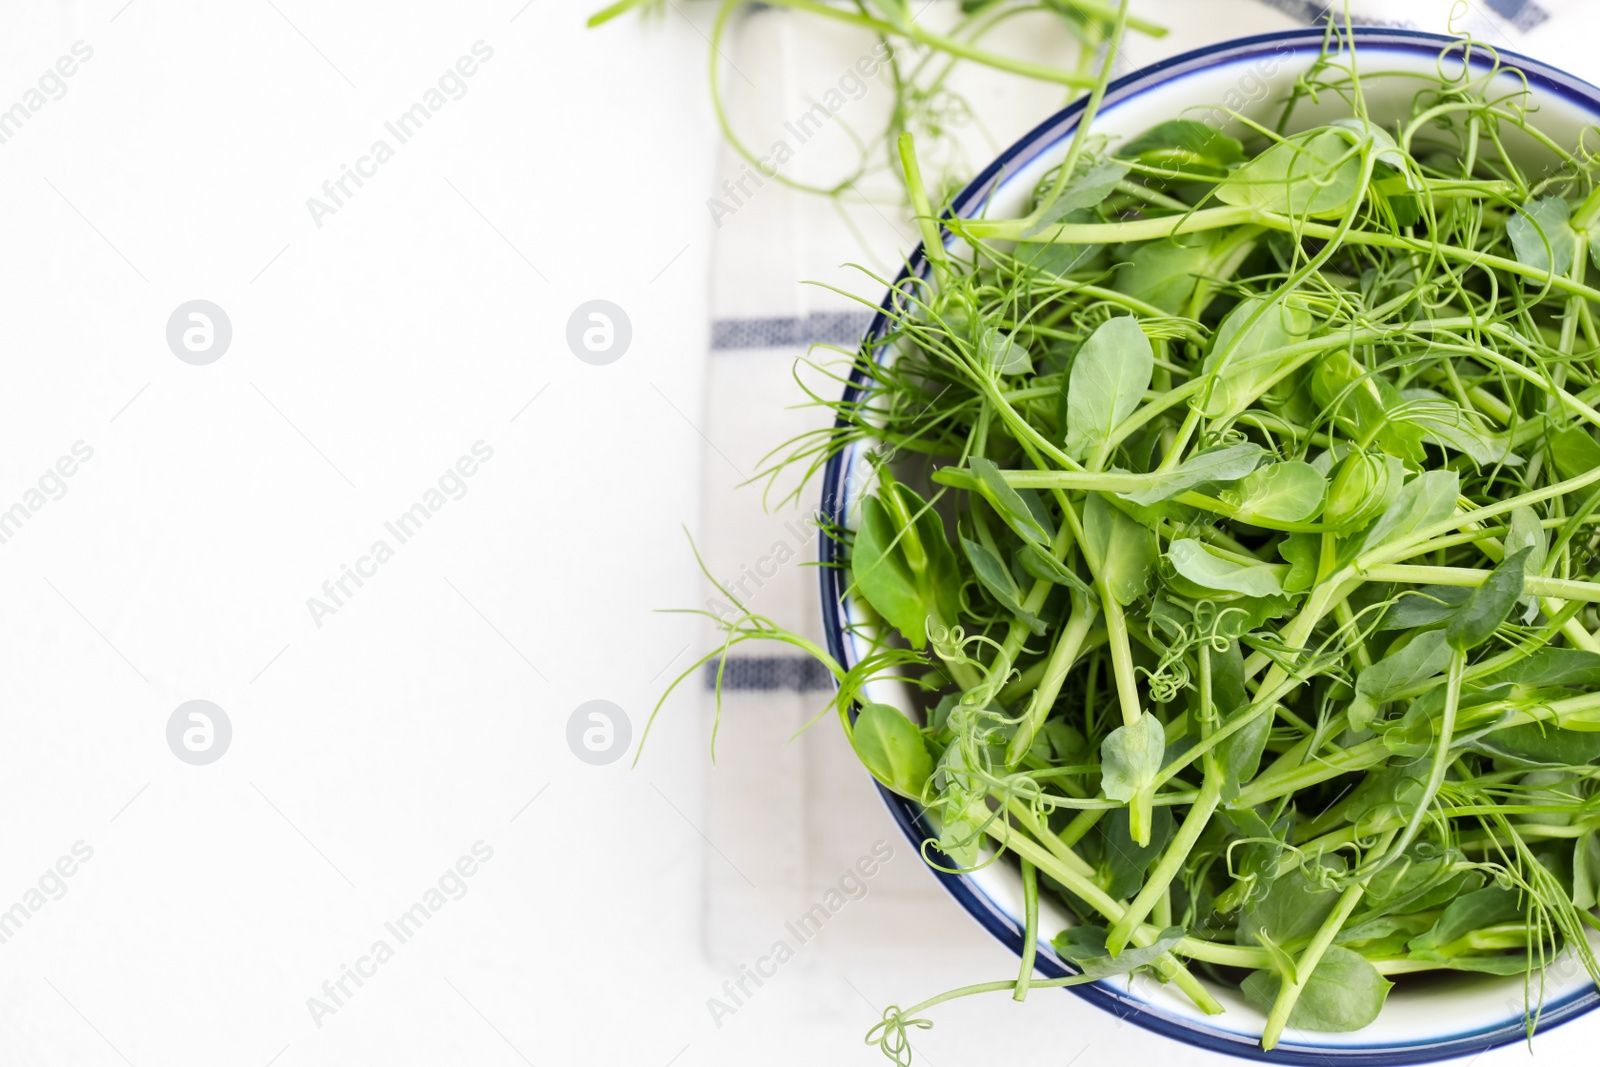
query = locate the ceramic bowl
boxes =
[818,27,1600,1064]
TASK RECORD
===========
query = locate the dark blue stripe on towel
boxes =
[1249,0,1416,27]
[703,656,835,692]
[1485,0,1550,32]
[711,311,876,351]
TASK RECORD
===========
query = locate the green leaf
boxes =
[1052,923,1109,962]
[1278,532,1320,593]
[1311,350,1426,463]
[1549,426,1600,480]
[1064,317,1153,462]
[1396,388,1518,466]
[1356,469,1460,555]
[1024,158,1131,238]
[1214,129,1364,218]
[1238,861,1343,947]
[1507,505,1548,622]
[1336,913,1437,948]
[1117,443,1263,506]
[1016,215,1101,276]
[1016,542,1095,599]
[1324,451,1404,530]
[960,534,1047,633]
[904,480,963,626]
[851,703,932,798]
[1218,461,1326,523]
[932,744,988,868]
[1382,687,1507,759]
[978,325,1033,375]
[1100,713,1165,803]
[1328,117,1411,178]
[1376,585,1472,630]
[1471,721,1600,768]
[1446,547,1530,652]
[1207,643,1269,799]
[1410,954,1535,975]
[1348,630,1452,731]
[1072,926,1186,978]
[1363,853,1481,915]
[1311,346,1379,419]
[1484,647,1600,688]
[1117,119,1244,176]
[1347,760,1430,835]
[1242,945,1393,1032]
[1083,493,1157,604]
[1197,296,1314,418]
[852,494,945,649]
[969,457,1053,546]
[1167,538,1285,598]
[1506,506,1547,577]
[1409,885,1523,952]
[1574,833,1600,910]
[1506,196,1578,279]
[1042,720,1087,762]
[1095,806,1175,899]
[1211,638,1247,713]
[1208,593,1293,634]
[1113,232,1220,314]
[935,794,987,869]
[1217,707,1270,802]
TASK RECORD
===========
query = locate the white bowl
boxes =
[818,27,1600,1064]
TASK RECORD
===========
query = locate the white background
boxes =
[1,1,1598,1065]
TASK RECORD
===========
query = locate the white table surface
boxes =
[0,2,1597,1065]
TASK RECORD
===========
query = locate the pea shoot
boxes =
[589,0,1167,207]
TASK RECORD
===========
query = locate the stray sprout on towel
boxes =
[588,0,1167,208]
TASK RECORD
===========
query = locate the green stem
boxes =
[1232,739,1389,808]
[1362,563,1600,603]
[1007,799,1097,880]
[1101,594,1142,729]
[1031,0,1131,219]
[756,0,1156,85]
[1261,827,1400,1050]
[960,209,1600,304]
[1107,772,1224,957]
[982,820,1225,1013]
[899,133,948,278]
[1006,603,1097,764]
[1386,650,1466,863]
[1015,860,1039,1001]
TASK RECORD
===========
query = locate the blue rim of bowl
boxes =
[817,26,1600,1064]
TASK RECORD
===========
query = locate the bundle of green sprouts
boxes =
[655,15,1600,1062]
